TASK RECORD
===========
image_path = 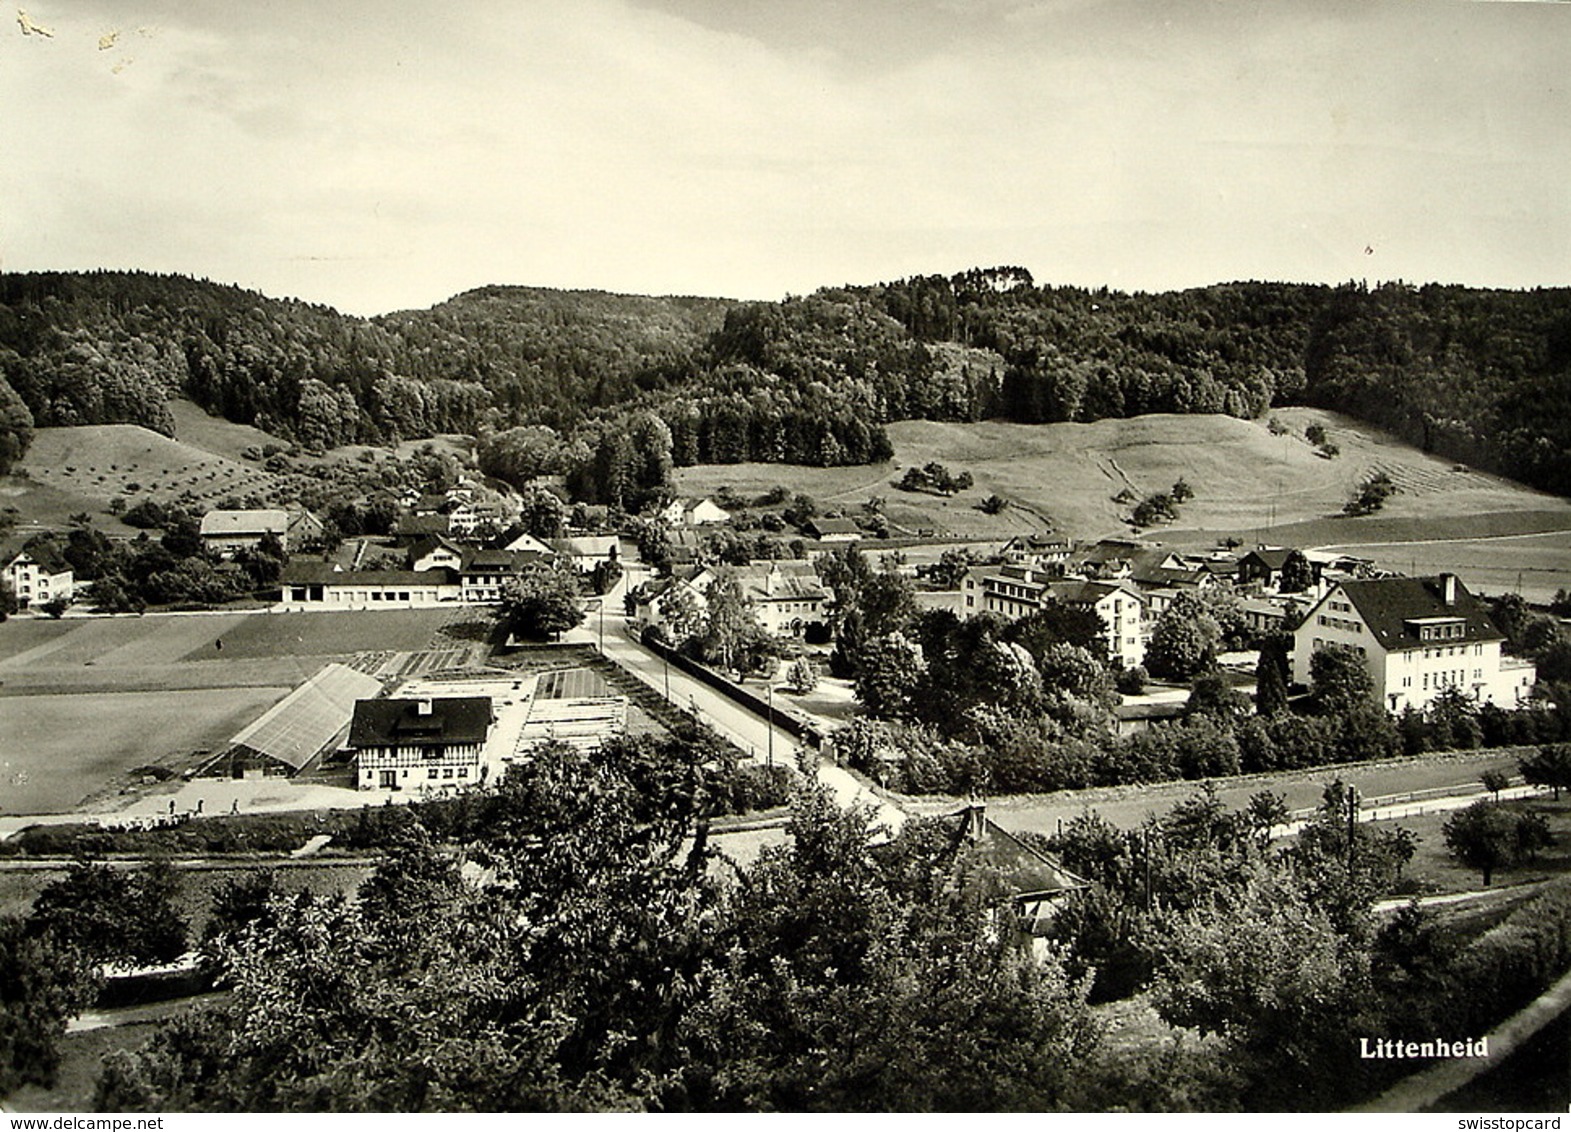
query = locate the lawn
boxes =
[192,607,461,659]
[0,686,290,813]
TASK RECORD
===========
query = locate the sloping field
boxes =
[167,397,290,459]
[15,424,287,510]
[676,408,1571,544]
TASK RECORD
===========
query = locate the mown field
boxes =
[677,408,1571,539]
[0,609,461,815]
[0,687,290,813]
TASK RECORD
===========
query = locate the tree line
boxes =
[3,271,1569,500]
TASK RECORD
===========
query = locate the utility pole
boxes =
[767,682,775,767]
[1347,785,1359,878]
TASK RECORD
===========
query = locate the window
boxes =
[443,768,455,779]
[428,768,438,779]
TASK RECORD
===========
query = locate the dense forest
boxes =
[1,269,1568,497]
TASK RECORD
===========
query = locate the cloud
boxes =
[1,0,1566,313]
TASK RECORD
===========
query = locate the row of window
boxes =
[1318,614,1361,633]
[1414,644,1483,659]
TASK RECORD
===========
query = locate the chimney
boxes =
[416,697,433,716]
[1441,573,1458,606]
[964,802,987,844]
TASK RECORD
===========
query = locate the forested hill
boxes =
[1,269,1568,500]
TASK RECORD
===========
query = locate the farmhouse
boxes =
[659,497,732,527]
[408,535,465,573]
[1292,573,1537,713]
[200,509,289,555]
[459,548,548,603]
[349,695,492,791]
[279,561,460,608]
[3,547,73,610]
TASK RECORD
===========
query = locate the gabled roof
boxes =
[200,509,288,537]
[348,697,492,749]
[1330,575,1504,651]
[7,545,71,574]
[395,514,450,538]
[553,535,619,557]
[460,548,543,573]
[942,807,1090,903]
[408,534,464,562]
[1241,547,1295,570]
[1047,578,1144,605]
[1129,565,1205,588]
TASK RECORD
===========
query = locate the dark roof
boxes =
[348,697,492,749]
[395,514,450,538]
[461,548,542,572]
[408,534,463,562]
[1333,575,1504,651]
[281,561,456,586]
[943,808,1089,903]
[1241,547,1294,571]
[8,544,71,574]
[1130,565,1204,588]
[1047,579,1142,605]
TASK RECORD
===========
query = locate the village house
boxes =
[459,548,548,603]
[3,547,73,610]
[937,804,1090,935]
[1292,573,1537,713]
[199,508,289,556]
[407,535,465,573]
[503,530,553,555]
[659,497,732,527]
[724,561,831,637]
[286,509,326,548]
[348,695,492,791]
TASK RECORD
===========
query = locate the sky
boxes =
[2,0,1568,315]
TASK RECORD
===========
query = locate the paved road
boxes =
[569,617,908,835]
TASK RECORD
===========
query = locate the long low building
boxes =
[280,562,460,608]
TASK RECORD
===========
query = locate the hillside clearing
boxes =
[675,408,1571,549]
[11,424,291,515]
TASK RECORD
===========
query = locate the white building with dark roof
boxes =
[1292,573,1535,713]
[4,548,73,610]
[349,696,493,791]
